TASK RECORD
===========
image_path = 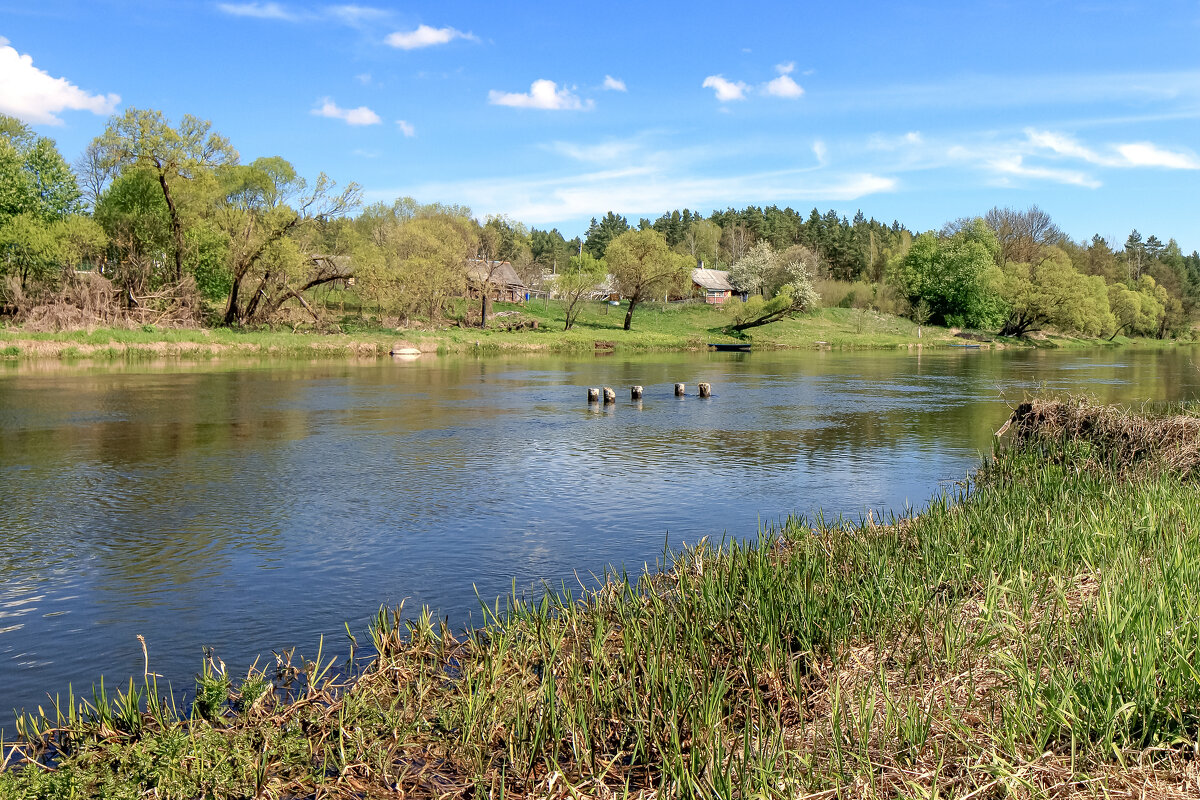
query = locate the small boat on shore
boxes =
[708,342,752,352]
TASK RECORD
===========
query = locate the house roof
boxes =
[467,259,525,288]
[691,268,733,292]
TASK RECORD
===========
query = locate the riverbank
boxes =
[0,301,1170,361]
[3,399,1198,798]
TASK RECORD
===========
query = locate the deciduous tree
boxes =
[96,108,237,282]
[606,228,690,331]
[553,252,605,330]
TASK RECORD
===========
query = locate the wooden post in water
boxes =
[675,383,685,396]
[587,387,600,403]
[603,386,616,404]
[631,385,643,400]
[699,382,712,398]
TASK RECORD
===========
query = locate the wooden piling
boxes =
[699,382,711,398]
[675,383,685,396]
[587,387,600,403]
[631,385,643,400]
[603,387,616,404]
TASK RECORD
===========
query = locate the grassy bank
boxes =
[3,399,1199,798]
[0,299,1168,361]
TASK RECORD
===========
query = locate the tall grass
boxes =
[3,399,1199,797]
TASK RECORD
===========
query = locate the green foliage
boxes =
[1109,275,1168,337]
[582,211,630,259]
[553,252,606,330]
[997,247,1116,337]
[887,221,1006,328]
[184,225,232,301]
[355,207,475,322]
[0,116,81,223]
[605,228,691,330]
[726,278,819,332]
[0,213,65,290]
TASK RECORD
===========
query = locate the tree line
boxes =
[2,107,1197,338]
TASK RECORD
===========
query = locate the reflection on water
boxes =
[1,347,1198,723]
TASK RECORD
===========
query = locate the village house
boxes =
[466,260,527,303]
[691,267,735,304]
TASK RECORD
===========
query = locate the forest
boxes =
[3,108,1198,339]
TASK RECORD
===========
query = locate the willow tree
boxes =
[214,157,360,325]
[997,248,1115,337]
[96,108,237,282]
[606,228,691,331]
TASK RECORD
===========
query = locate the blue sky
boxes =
[2,1,1199,250]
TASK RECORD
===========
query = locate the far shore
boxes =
[0,302,1181,363]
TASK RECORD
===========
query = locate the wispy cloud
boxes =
[216,2,299,20]
[373,133,892,224]
[764,62,804,99]
[312,98,382,126]
[1116,142,1200,169]
[702,75,749,102]
[548,138,643,163]
[812,140,828,166]
[396,119,415,137]
[488,80,592,111]
[217,3,391,25]
[385,24,476,49]
[0,39,119,124]
[985,155,1102,188]
[603,75,627,92]
[1025,128,1200,169]
[327,4,389,25]
[386,168,895,225]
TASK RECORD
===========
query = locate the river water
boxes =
[1,346,1197,724]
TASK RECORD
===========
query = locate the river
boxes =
[1,346,1196,724]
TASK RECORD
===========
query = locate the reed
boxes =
[2,399,1199,798]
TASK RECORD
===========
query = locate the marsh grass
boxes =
[3,399,1200,798]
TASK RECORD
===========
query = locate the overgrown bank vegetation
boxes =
[4,398,1200,798]
[2,110,1199,347]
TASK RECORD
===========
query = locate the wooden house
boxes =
[691,268,734,304]
[466,260,527,303]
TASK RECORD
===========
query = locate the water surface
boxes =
[1,347,1197,723]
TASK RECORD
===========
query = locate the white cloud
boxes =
[603,75,627,92]
[375,165,894,225]
[1024,129,1105,163]
[1114,142,1200,169]
[549,139,642,163]
[327,5,389,24]
[0,40,120,125]
[812,140,828,165]
[312,98,382,126]
[764,74,803,99]
[396,119,415,137]
[488,80,592,111]
[985,155,1102,188]
[385,24,475,49]
[355,72,372,85]
[1025,129,1200,169]
[217,2,298,20]
[763,62,804,98]
[702,75,749,102]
